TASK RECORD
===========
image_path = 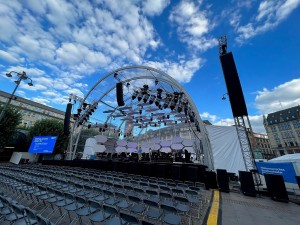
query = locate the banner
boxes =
[28,136,57,154]
[256,162,297,184]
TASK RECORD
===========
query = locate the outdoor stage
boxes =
[42,159,208,183]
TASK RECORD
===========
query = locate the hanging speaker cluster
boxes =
[116,82,124,106]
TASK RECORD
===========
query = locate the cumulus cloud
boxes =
[169,0,217,51]
[200,112,218,123]
[142,0,170,16]
[236,0,300,43]
[144,58,203,83]
[255,78,300,114]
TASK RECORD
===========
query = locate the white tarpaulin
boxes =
[206,125,246,174]
[269,153,300,174]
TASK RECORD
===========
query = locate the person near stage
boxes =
[138,145,142,161]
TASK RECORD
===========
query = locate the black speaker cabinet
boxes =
[63,103,72,135]
[204,171,218,190]
[220,52,248,117]
[172,165,182,181]
[264,174,289,202]
[216,169,230,193]
[116,82,125,106]
[296,176,300,189]
[239,171,256,197]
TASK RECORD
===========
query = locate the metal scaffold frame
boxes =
[234,116,256,171]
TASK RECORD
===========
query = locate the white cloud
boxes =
[145,57,203,83]
[31,97,50,105]
[236,0,300,43]
[0,50,24,63]
[142,0,170,16]
[255,78,300,114]
[169,0,217,51]
[200,112,217,122]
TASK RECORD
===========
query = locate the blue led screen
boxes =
[28,136,57,154]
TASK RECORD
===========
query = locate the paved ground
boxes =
[219,191,300,225]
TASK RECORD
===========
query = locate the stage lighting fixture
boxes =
[150,117,153,121]
[143,93,150,103]
[164,122,166,126]
[142,84,149,94]
[88,124,91,129]
[132,90,138,100]
[173,92,179,103]
[104,123,108,128]
[175,121,177,124]
[77,108,82,113]
[155,79,158,85]
[154,123,157,127]
[136,119,138,123]
[73,114,79,118]
[82,102,88,109]
[114,73,118,78]
[99,127,103,132]
[126,82,130,87]
[139,109,142,114]
[157,88,162,99]
[137,92,143,101]
[177,102,183,113]
[170,101,176,110]
[149,95,156,104]
[167,115,170,119]
[163,98,170,109]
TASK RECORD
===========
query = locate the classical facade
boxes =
[0,90,66,127]
[264,105,300,156]
[247,130,275,159]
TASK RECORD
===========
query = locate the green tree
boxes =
[0,106,22,150]
[28,119,69,155]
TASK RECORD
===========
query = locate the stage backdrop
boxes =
[206,125,246,174]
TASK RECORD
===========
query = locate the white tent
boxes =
[269,153,300,174]
[206,125,246,174]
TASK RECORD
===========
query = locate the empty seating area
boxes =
[0,163,210,225]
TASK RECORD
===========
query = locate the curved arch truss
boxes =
[67,66,214,169]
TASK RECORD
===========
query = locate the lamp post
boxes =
[0,71,33,122]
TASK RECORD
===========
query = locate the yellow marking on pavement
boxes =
[207,190,220,225]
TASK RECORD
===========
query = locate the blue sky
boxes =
[0,0,300,133]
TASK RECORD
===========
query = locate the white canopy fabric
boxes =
[206,125,247,174]
[95,135,107,143]
[115,146,126,153]
[172,137,182,143]
[171,143,184,150]
[182,139,193,147]
[184,147,195,153]
[141,147,150,153]
[82,138,97,159]
[161,147,171,153]
[151,144,161,151]
[269,153,300,174]
[160,140,171,147]
[127,148,137,153]
[151,138,160,144]
[127,142,138,148]
[117,140,127,147]
[93,145,106,153]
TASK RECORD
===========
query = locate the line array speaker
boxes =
[264,174,289,202]
[239,171,256,197]
[217,169,230,192]
[63,103,72,135]
[220,52,248,117]
[116,82,125,106]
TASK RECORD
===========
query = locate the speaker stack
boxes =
[216,169,230,193]
[204,171,218,190]
[239,171,256,197]
[116,82,125,106]
[264,174,289,202]
[63,103,72,135]
[220,52,248,117]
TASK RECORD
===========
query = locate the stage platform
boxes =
[42,159,208,183]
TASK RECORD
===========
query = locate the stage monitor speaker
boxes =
[116,82,125,106]
[296,176,300,189]
[264,174,289,202]
[239,171,256,197]
[216,169,230,193]
[64,103,72,135]
[204,171,218,190]
[220,52,248,117]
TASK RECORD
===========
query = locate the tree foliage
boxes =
[28,119,69,155]
[0,106,22,150]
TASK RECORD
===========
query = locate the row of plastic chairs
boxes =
[0,192,54,225]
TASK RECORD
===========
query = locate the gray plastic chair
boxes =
[160,204,181,225]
